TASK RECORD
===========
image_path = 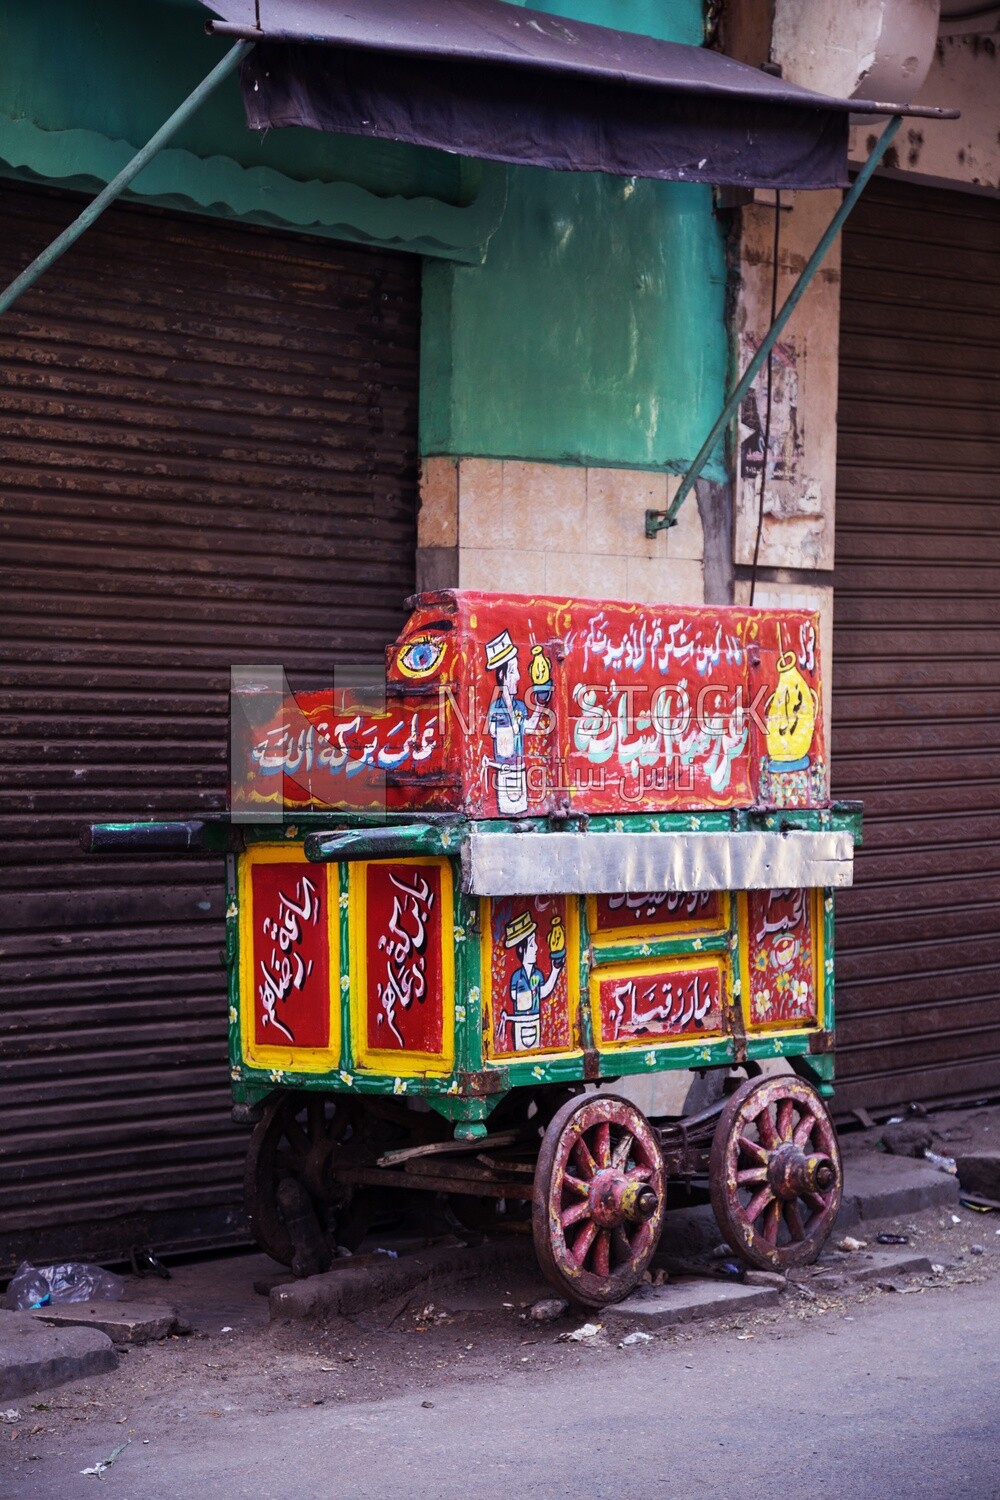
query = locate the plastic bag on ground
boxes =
[4,1260,126,1310]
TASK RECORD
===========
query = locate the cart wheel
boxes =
[709,1075,842,1271]
[532,1094,666,1308]
[244,1091,357,1268]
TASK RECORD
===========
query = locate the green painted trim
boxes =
[590,931,729,967]
[234,1068,465,1099]
[225,854,246,1102]
[458,890,483,1076]
[577,897,594,1050]
[305,823,461,862]
[823,887,836,1080]
[339,863,354,1074]
[589,1038,738,1080]
[0,40,253,319]
[584,811,735,834]
[0,116,508,263]
[745,1033,811,1062]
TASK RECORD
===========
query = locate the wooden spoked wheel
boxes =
[244,1091,358,1267]
[532,1094,666,1307]
[709,1075,842,1271]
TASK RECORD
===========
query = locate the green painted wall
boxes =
[0,0,504,259]
[420,0,730,476]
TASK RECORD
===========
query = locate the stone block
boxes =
[954,1152,1000,1201]
[604,1279,780,1328]
[457,456,504,550]
[0,1311,117,1399]
[501,460,586,553]
[543,550,627,600]
[459,546,548,594]
[32,1301,182,1345]
[418,457,458,547]
[841,1152,960,1222]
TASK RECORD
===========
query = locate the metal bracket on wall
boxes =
[645,114,904,538]
[0,40,254,319]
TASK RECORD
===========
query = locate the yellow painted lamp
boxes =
[765,651,817,769]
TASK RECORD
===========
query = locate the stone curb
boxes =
[0,1311,117,1400]
[836,1154,960,1227]
[842,1250,934,1283]
[603,1280,781,1327]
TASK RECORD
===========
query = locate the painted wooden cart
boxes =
[89,591,861,1306]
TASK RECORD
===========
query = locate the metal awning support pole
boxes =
[0,40,254,318]
[646,113,903,537]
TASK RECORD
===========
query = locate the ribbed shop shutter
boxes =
[0,182,420,1269]
[832,177,1000,1113]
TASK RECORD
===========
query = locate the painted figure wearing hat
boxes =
[484,629,546,815]
[503,908,564,1051]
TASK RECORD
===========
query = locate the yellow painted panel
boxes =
[588,952,728,1052]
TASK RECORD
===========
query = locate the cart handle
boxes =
[84,820,213,854]
[304,823,461,863]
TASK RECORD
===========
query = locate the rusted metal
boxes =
[808,1030,835,1054]
[455,1068,510,1096]
[656,1098,725,1181]
[0,180,421,1273]
[582,1049,602,1082]
[834,176,1000,1114]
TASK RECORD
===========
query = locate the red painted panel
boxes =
[746,889,818,1026]
[250,863,330,1048]
[593,890,722,933]
[366,863,444,1055]
[597,964,724,1044]
[240,592,829,817]
[488,896,572,1055]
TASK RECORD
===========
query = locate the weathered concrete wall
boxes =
[729,1,998,754]
[772,0,941,104]
[731,191,843,577]
[852,24,1000,192]
[420,171,729,476]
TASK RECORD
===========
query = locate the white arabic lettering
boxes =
[608,972,715,1040]
[375,871,436,1046]
[257,875,321,1042]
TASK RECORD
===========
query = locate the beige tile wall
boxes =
[418,457,707,605]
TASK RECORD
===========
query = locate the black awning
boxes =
[202,0,954,190]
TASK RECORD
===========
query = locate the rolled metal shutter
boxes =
[0,182,420,1269]
[833,177,1000,1112]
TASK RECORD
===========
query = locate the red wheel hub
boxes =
[766,1142,838,1201]
[588,1168,660,1229]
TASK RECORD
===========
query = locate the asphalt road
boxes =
[6,1277,1000,1500]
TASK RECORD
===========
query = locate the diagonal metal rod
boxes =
[646,113,904,537]
[0,40,254,318]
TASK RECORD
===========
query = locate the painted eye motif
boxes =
[396,633,447,679]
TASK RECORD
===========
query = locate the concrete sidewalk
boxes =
[0,1144,964,1398]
